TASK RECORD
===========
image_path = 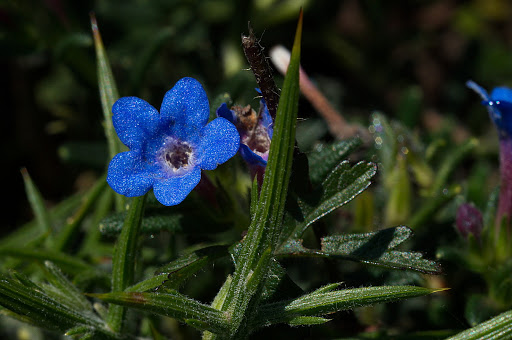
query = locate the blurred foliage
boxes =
[2,0,512,339]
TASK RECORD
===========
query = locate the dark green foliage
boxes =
[3,1,512,339]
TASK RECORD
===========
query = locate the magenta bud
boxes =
[456,203,483,240]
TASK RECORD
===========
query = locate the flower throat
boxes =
[164,140,193,171]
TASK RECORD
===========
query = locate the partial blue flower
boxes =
[107,77,240,206]
[466,80,512,138]
[216,93,273,167]
[467,80,512,233]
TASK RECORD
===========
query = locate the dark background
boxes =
[2,0,511,232]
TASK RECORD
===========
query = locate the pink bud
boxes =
[456,203,483,241]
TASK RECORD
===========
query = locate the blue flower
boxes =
[466,80,512,138]
[216,93,273,167]
[467,80,512,233]
[107,77,240,206]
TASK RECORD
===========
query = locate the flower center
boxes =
[162,140,193,172]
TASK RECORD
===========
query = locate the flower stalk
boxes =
[467,80,512,242]
[218,10,303,339]
[497,138,512,237]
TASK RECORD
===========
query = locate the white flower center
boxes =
[159,138,195,174]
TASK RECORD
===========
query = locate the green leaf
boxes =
[42,262,93,313]
[202,276,233,340]
[107,195,147,333]
[259,259,303,303]
[0,192,82,249]
[408,184,461,229]
[252,285,444,328]
[99,200,231,236]
[0,274,115,338]
[307,138,362,185]
[0,248,94,275]
[220,11,303,339]
[90,13,125,212]
[54,174,108,252]
[278,226,442,274]
[64,325,92,337]
[296,118,328,152]
[287,315,331,326]
[384,156,411,225]
[79,188,115,257]
[91,291,229,334]
[465,294,500,327]
[100,211,183,236]
[429,138,478,195]
[447,309,512,340]
[290,161,377,239]
[127,245,229,292]
[21,168,52,238]
[370,113,397,176]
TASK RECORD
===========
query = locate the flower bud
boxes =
[456,203,483,241]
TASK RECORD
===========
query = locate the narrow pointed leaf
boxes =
[447,309,512,340]
[0,192,82,250]
[91,291,229,334]
[220,11,303,338]
[90,13,122,160]
[127,245,229,292]
[288,316,331,326]
[429,138,478,195]
[202,276,233,340]
[408,184,461,229]
[21,168,52,236]
[65,325,92,336]
[0,248,93,274]
[43,261,92,312]
[253,285,445,328]
[0,275,111,336]
[54,173,108,252]
[90,13,125,211]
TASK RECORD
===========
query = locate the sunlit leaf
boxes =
[278,226,442,274]
[252,285,445,328]
[90,291,228,334]
[447,309,512,340]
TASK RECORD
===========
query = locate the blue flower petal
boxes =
[491,87,512,103]
[467,81,512,138]
[107,151,157,197]
[240,144,267,166]
[466,80,489,101]
[216,103,236,124]
[198,117,240,170]
[260,99,274,139]
[153,167,201,206]
[160,77,209,139]
[112,97,161,150]
[492,102,512,137]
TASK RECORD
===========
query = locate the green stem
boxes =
[106,194,147,333]
[218,10,303,339]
